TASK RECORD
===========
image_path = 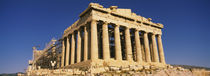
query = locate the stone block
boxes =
[143,65,150,70]
[109,66,120,71]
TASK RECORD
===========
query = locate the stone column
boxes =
[135,30,142,63]
[151,34,159,62]
[77,30,81,63]
[157,34,166,64]
[114,25,122,60]
[65,37,70,66]
[71,33,75,64]
[61,40,65,67]
[91,20,98,60]
[84,26,88,61]
[57,58,60,68]
[102,22,110,60]
[125,27,132,61]
[143,32,151,62]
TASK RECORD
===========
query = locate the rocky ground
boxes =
[25,65,210,76]
[92,65,202,76]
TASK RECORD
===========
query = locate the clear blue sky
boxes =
[0,0,210,73]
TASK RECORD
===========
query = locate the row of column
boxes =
[61,20,166,67]
[61,25,89,67]
[100,21,165,64]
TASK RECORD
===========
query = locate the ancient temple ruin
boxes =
[61,3,166,69]
[25,3,210,76]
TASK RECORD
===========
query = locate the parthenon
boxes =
[60,3,166,68]
[25,3,210,76]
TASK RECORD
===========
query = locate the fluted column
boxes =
[157,34,166,64]
[151,34,159,62]
[61,40,65,67]
[134,30,142,63]
[71,33,75,64]
[114,25,122,60]
[125,27,132,61]
[77,30,81,63]
[65,37,70,66]
[102,22,110,60]
[143,32,151,62]
[84,26,88,61]
[91,20,98,60]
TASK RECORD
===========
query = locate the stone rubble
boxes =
[25,65,210,76]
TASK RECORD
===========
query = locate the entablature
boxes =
[80,3,164,29]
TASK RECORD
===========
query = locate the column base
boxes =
[62,59,166,69]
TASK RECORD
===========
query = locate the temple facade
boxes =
[61,3,166,69]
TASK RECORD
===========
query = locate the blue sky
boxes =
[0,0,210,73]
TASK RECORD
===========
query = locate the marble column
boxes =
[77,30,81,63]
[143,32,151,62]
[102,22,110,60]
[84,26,88,61]
[135,30,142,63]
[157,34,166,64]
[114,25,122,60]
[91,20,98,60]
[61,40,65,67]
[125,27,132,61]
[151,34,159,62]
[65,37,70,66]
[71,33,75,64]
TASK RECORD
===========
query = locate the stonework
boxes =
[27,3,171,75]
[24,3,210,76]
[61,3,166,70]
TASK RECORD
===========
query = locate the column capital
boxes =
[125,27,130,30]
[103,21,108,25]
[157,34,162,36]
[91,19,98,22]
[84,25,87,29]
[62,37,66,41]
[77,27,81,31]
[143,31,148,34]
[135,29,139,31]
[115,24,120,27]
[151,32,160,36]
[151,33,156,36]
